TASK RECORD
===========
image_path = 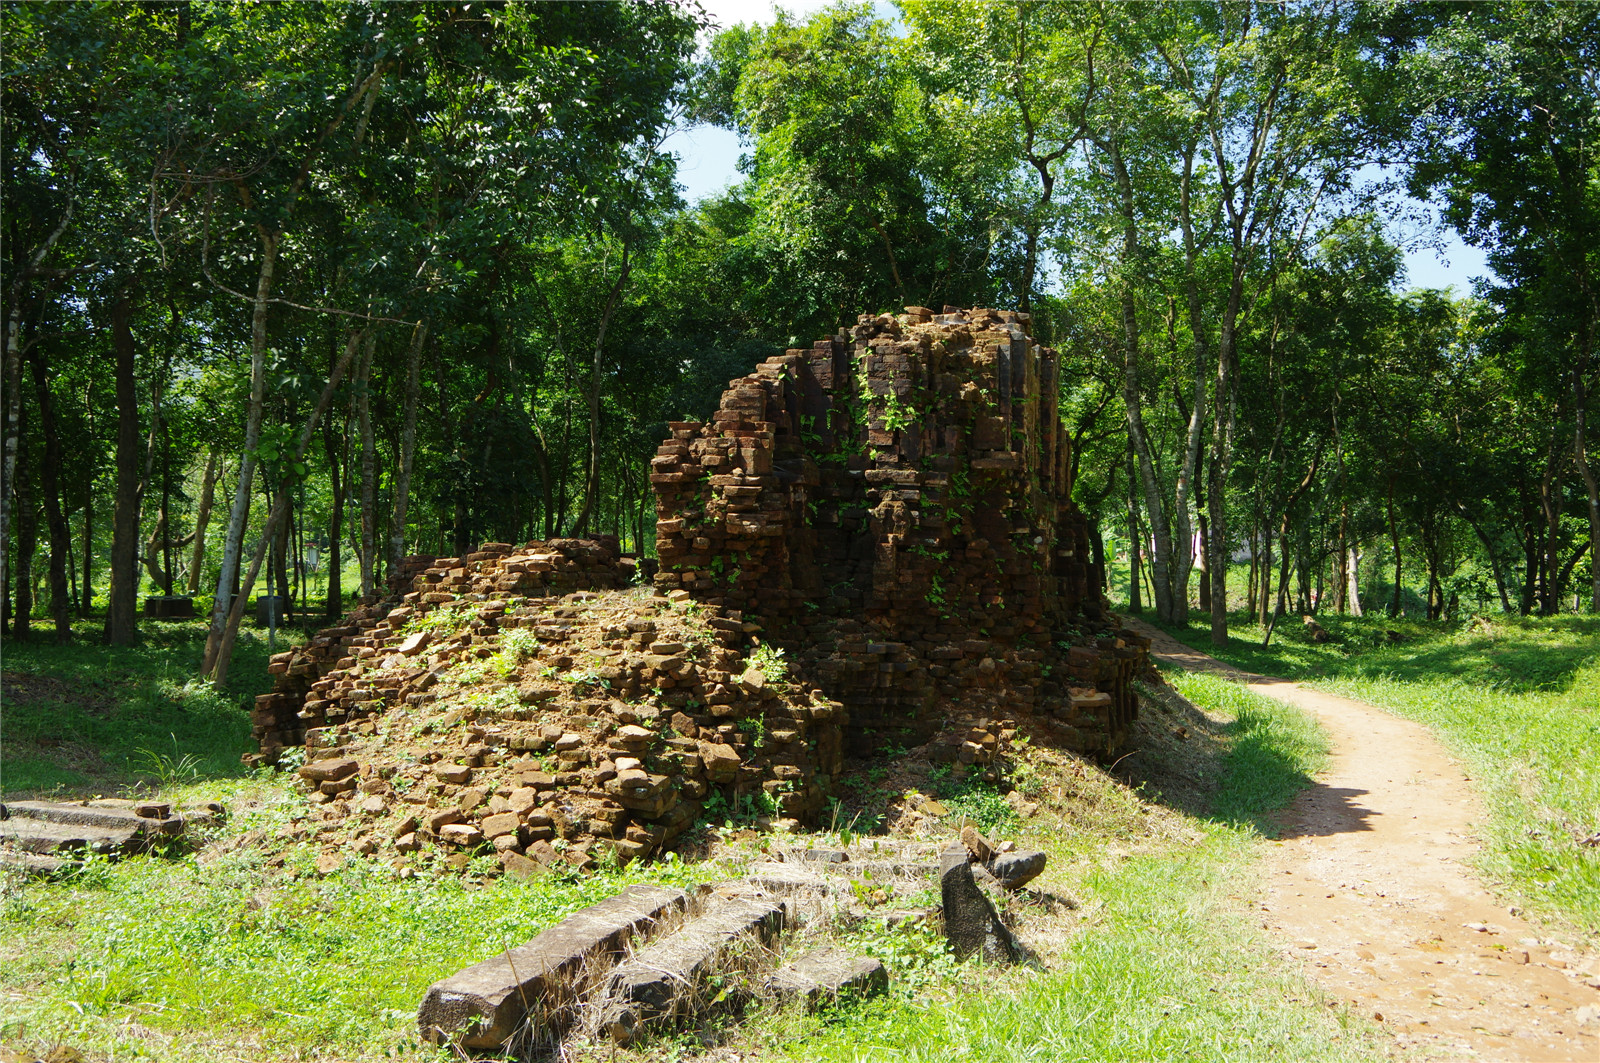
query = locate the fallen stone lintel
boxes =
[418,883,689,1049]
[602,896,786,1043]
[766,946,887,1008]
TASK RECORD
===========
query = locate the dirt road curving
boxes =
[1125,619,1600,1061]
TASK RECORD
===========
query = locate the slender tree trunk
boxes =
[202,232,276,679]
[1387,476,1403,618]
[1106,142,1174,623]
[1262,453,1319,647]
[11,419,34,638]
[1258,527,1272,626]
[1346,546,1363,617]
[272,503,290,614]
[1573,374,1599,613]
[29,348,71,640]
[0,314,24,612]
[356,329,377,599]
[79,482,93,616]
[187,448,219,595]
[1171,140,1209,627]
[573,245,632,537]
[387,321,427,572]
[209,331,359,685]
[1245,526,1258,620]
[1457,508,1512,612]
[1126,442,1141,613]
[1335,503,1349,613]
[1208,270,1243,647]
[1538,440,1561,615]
[104,296,143,645]
[322,412,346,617]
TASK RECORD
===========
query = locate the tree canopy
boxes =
[2,0,1594,675]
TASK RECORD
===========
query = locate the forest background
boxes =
[2,0,1596,688]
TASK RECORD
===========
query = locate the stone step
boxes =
[0,816,140,856]
[765,946,887,1008]
[418,883,689,1049]
[0,849,70,876]
[2,799,187,839]
[600,895,786,1044]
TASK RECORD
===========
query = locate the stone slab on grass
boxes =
[601,896,786,1044]
[765,946,887,1007]
[418,883,688,1049]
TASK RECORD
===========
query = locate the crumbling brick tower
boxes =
[651,307,1147,756]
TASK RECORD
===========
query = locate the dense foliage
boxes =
[1,0,1595,677]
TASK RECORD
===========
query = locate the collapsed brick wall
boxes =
[651,307,1149,755]
[248,538,846,869]
[247,539,630,762]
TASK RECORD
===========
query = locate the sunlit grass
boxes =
[1148,610,1600,940]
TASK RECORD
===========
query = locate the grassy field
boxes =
[1,617,1386,1061]
[1,618,305,796]
[1143,609,1600,942]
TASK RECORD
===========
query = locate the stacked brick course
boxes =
[651,307,1150,754]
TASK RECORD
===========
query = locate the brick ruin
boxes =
[651,306,1149,755]
[246,307,1150,871]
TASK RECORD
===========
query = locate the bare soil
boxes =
[1126,619,1600,1062]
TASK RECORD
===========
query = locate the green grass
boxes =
[1,617,300,795]
[1169,671,1332,834]
[1149,610,1600,941]
[0,778,722,1060]
[1,609,1378,1062]
[730,674,1377,1063]
[770,832,1375,1063]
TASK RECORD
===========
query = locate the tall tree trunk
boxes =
[387,321,427,573]
[1456,507,1512,612]
[1106,141,1174,623]
[1346,546,1363,617]
[209,330,359,685]
[79,481,93,616]
[1387,475,1403,618]
[0,314,23,617]
[322,411,346,617]
[1170,140,1209,626]
[1334,502,1349,613]
[1126,442,1142,613]
[1574,373,1599,613]
[202,232,276,679]
[29,347,72,640]
[104,296,143,646]
[272,504,290,614]
[1207,268,1244,646]
[573,244,632,537]
[11,417,34,638]
[1538,439,1561,615]
[357,329,378,600]
[1262,452,1320,647]
[187,448,219,594]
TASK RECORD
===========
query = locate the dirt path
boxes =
[1124,619,1600,1061]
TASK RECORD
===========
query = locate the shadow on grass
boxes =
[1,616,312,797]
[1116,676,1330,839]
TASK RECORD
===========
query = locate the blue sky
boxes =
[671,0,1492,295]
